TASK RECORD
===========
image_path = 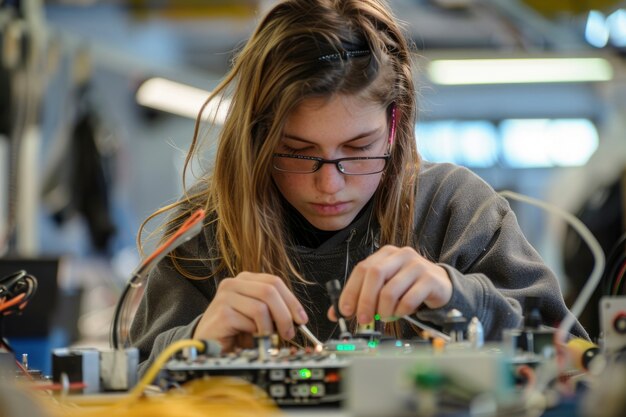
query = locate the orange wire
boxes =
[141,209,205,267]
[0,292,26,313]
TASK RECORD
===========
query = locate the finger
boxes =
[194,298,257,340]
[327,305,337,322]
[356,247,413,323]
[394,278,433,317]
[235,276,308,339]
[229,292,276,335]
[376,263,423,320]
[229,280,295,339]
[239,274,308,325]
[339,247,395,317]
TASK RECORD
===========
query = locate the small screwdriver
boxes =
[326,279,352,340]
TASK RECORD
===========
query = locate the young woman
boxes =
[129,0,586,371]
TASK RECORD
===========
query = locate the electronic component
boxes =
[324,338,373,353]
[600,296,626,353]
[52,347,139,393]
[567,338,599,371]
[100,348,139,391]
[161,348,347,406]
[52,348,101,394]
[502,297,556,356]
[443,309,466,342]
[326,279,351,340]
[467,317,484,348]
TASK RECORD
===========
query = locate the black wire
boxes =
[602,233,626,295]
[0,270,26,296]
[110,281,132,350]
[0,271,38,320]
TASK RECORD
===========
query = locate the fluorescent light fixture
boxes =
[607,9,626,47]
[136,77,229,124]
[417,118,598,168]
[586,10,610,48]
[501,119,598,168]
[417,121,498,167]
[428,57,613,85]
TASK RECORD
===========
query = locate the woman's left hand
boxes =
[327,245,452,324]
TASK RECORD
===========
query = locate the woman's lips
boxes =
[310,201,350,215]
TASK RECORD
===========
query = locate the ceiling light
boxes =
[136,77,229,124]
[427,57,613,85]
[417,118,599,168]
[585,10,610,48]
[607,9,626,47]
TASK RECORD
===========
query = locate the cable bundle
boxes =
[604,233,626,296]
[0,270,38,317]
[0,269,38,353]
[111,209,205,349]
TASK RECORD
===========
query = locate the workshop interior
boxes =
[1,0,626,416]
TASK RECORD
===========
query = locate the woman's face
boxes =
[272,94,390,231]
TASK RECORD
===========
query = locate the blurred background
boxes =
[1,0,625,374]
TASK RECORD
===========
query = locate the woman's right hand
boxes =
[192,272,308,352]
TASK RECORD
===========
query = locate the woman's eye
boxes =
[281,144,308,154]
[349,143,374,152]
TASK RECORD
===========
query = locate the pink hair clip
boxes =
[389,104,397,145]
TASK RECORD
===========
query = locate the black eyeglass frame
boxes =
[272,153,391,175]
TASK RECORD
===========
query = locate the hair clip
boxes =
[318,49,371,62]
[389,103,397,145]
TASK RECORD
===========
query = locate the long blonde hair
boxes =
[140,0,419,285]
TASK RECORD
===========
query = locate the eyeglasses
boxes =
[273,103,397,175]
[272,153,390,175]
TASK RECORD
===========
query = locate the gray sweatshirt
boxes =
[130,161,586,373]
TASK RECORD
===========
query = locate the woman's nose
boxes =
[314,162,345,194]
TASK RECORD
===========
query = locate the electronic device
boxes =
[162,347,348,406]
[52,347,139,393]
[346,347,513,417]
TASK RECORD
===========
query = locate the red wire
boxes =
[29,382,88,391]
[14,359,34,380]
[612,260,626,295]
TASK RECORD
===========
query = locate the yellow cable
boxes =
[50,377,279,417]
[124,339,206,403]
[45,339,281,417]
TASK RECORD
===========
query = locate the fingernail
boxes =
[340,303,352,315]
[358,313,370,324]
[286,327,295,339]
[299,309,308,322]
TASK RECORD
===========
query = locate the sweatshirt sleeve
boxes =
[129,228,217,375]
[413,162,588,340]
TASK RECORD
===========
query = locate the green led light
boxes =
[299,368,312,379]
[311,385,319,395]
[395,340,403,347]
[374,313,381,321]
[336,344,356,351]
[367,340,377,348]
